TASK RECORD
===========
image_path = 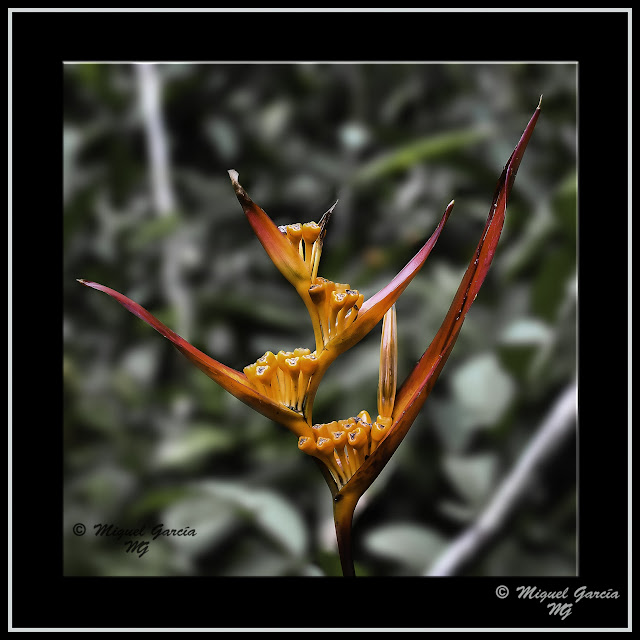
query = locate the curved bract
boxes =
[76,279,312,438]
[336,101,542,507]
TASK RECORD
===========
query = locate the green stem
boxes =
[333,490,359,577]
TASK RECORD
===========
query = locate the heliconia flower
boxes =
[79,98,540,577]
[75,279,313,439]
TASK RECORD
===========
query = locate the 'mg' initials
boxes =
[124,540,149,558]
[547,602,572,620]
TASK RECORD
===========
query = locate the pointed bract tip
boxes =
[227,169,250,203]
[76,278,86,284]
[538,94,543,109]
[319,200,339,240]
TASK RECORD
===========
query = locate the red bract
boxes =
[76,279,313,438]
[338,101,541,503]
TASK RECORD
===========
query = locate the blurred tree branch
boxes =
[426,381,577,576]
[135,63,193,340]
[136,63,175,215]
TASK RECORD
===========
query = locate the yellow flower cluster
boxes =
[279,221,324,282]
[298,410,394,490]
[308,279,364,348]
[243,348,321,413]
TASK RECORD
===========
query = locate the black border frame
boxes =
[10,9,629,630]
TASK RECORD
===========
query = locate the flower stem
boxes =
[333,490,359,577]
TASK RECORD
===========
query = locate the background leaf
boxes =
[450,352,516,428]
[364,523,447,571]
[442,452,499,507]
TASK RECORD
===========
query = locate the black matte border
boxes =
[10,9,629,630]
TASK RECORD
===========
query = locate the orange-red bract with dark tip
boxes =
[76,279,312,438]
[337,101,541,502]
[228,170,309,288]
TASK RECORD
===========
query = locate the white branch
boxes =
[426,381,577,577]
[136,63,175,216]
[135,63,192,340]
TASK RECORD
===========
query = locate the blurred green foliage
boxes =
[63,63,576,577]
